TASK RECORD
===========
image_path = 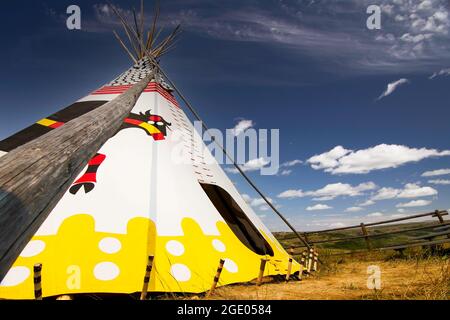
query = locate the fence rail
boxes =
[310,210,447,234]
[279,209,450,253]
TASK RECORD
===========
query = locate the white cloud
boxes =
[277,182,376,200]
[306,204,333,211]
[397,208,406,213]
[277,160,302,176]
[370,0,450,67]
[226,157,270,174]
[346,207,364,212]
[360,200,375,207]
[396,199,432,208]
[280,169,292,176]
[391,213,406,218]
[370,183,437,202]
[329,222,346,228]
[281,160,302,167]
[277,189,304,198]
[377,78,410,100]
[309,182,377,199]
[231,119,254,136]
[95,4,110,15]
[368,212,384,217]
[428,179,450,185]
[307,146,351,170]
[312,196,336,201]
[397,183,437,198]
[250,197,274,207]
[242,158,269,171]
[307,144,450,175]
[83,1,450,77]
[422,168,450,177]
[371,187,400,201]
[418,0,433,11]
[242,194,276,212]
[242,194,252,204]
[430,67,450,79]
[400,33,432,43]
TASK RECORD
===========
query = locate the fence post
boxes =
[313,250,319,272]
[360,223,372,251]
[285,257,293,282]
[306,248,313,275]
[433,210,445,224]
[299,251,306,281]
[433,210,450,239]
[257,258,268,286]
[140,255,154,300]
[33,263,42,300]
[207,259,225,298]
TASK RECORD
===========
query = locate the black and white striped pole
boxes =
[140,255,154,300]
[33,263,42,300]
[207,259,225,298]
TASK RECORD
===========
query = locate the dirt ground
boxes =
[208,254,449,300]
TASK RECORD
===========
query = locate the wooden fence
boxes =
[279,210,450,254]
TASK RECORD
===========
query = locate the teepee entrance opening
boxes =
[200,183,274,256]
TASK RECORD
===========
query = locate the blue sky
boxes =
[0,0,449,231]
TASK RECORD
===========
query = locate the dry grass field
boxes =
[207,251,449,300]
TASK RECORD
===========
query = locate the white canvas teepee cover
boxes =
[0,58,299,299]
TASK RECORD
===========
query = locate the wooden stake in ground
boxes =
[0,73,154,281]
[360,223,372,251]
[434,209,445,224]
[140,255,155,300]
[433,210,450,239]
[206,259,225,298]
[313,250,319,272]
[257,258,268,286]
[33,263,42,300]
[299,251,307,281]
[307,248,313,275]
[285,257,293,282]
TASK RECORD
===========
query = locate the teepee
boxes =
[0,2,300,299]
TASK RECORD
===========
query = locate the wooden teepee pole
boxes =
[0,72,154,281]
